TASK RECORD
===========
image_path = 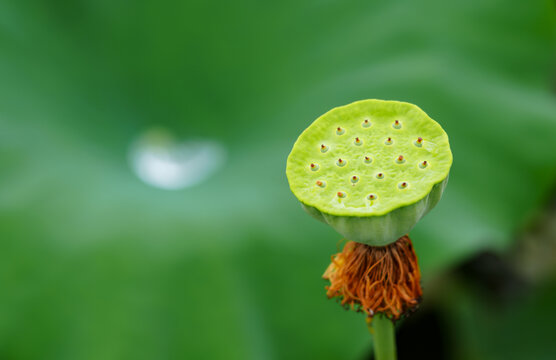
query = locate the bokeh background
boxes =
[1,0,556,359]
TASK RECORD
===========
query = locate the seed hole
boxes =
[395,155,406,164]
[362,119,371,128]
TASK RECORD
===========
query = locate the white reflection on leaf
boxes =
[129,128,226,190]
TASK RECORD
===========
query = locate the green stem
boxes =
[366,314,397,360]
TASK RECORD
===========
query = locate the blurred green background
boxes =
[1,0,556,359]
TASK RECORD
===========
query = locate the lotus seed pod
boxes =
[286,99,452,246]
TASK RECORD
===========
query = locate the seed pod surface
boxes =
[286,99,452,245]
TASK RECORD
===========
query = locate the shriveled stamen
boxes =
[322,235,422,320]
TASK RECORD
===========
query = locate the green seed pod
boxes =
[286,99,452,246]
